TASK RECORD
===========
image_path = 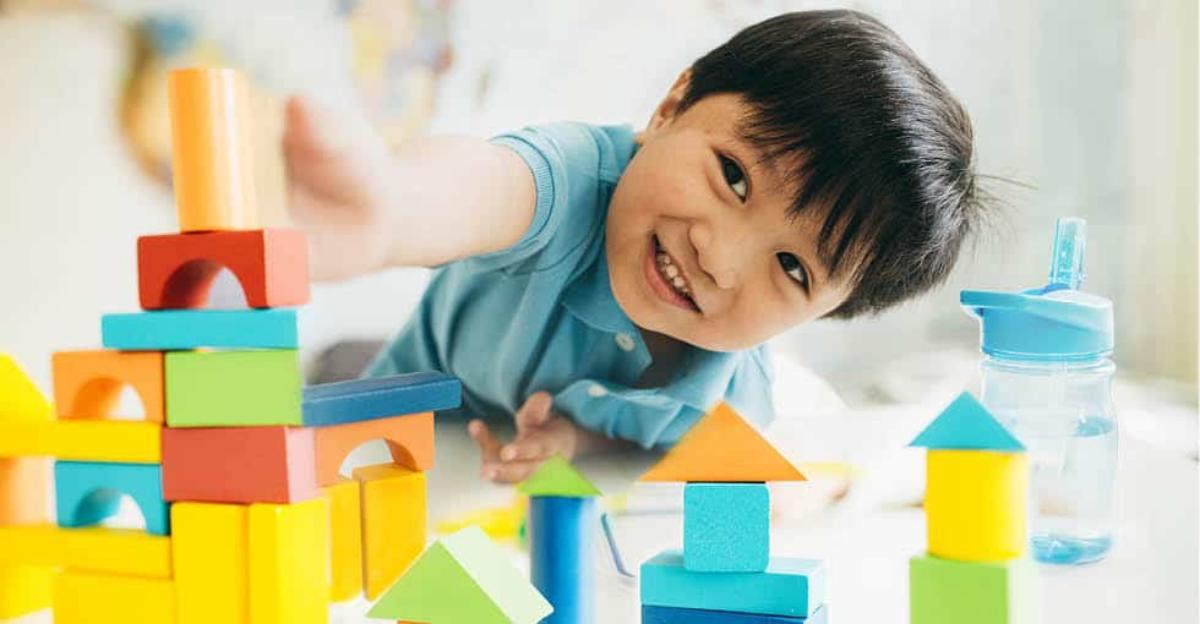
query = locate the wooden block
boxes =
[0,524,171,577]
[529,496,595,624]
[518,455,602,498]
[368,526,552,624]
[639,402,805,483]
[52,350,164,422]
[0,421,51,457]
[0,421,160,463]
[323,479,363,603]
[55,460,169,535]
[642,605,826,623]
[684,482,769,572]
[353,463,426,601]
[926,450,1028,561]
[137,229,309,310]
[0,564,53,620]
[165,350,301,427]
[910,392,1025,451]
[302,372,461,426]
[640,550,825,618]
[315,412,434,486]
[172,502,248,624]
[248,498,331,624]
[102,309,299,350]
[910,554,1040,624]
[0,457,50,525]
[0,353,52,421]
[163,425,317,504]
[53,570,176,624]
[168,67,258,232]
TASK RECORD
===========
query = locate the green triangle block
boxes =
[517,455,602,498]
[368,526,552,623]
[909,392,1025,452]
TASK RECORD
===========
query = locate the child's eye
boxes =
[718,154,748,201]
[776,252,809,289]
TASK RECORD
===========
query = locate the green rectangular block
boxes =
[166,350,302,427]
[910,554,1040,624]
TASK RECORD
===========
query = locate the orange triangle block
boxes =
[638,402,806,482]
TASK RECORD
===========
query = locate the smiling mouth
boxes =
[650,235,700,313]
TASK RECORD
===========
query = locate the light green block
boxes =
[517,455,602,498]
[165,350,302,427]
[368,526,552,623]
[910,554,1040,624]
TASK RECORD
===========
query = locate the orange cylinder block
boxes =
[168,67,258,232]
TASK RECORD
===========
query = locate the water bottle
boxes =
[961,217,1117,565]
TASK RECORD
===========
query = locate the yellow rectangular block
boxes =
[352,462,426,601]
[0,422,51,457]
[172,503,247,624]
[926,450,1028,561]
[53,570,175,624]
[0,524,171,578]
[0,564,53,620]
[323,478,362,603]
[248,498,330,624]
[51,420,162,463]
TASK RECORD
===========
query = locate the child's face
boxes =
[607,85,853,352]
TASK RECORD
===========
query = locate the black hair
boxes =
[680,10,984,318]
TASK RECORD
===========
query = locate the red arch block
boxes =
[314,412,434,487]
[137,228,309,310]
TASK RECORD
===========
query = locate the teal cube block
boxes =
[640,550,825,618]
[684,482,769,572]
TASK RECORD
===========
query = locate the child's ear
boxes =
[643,70,692,138]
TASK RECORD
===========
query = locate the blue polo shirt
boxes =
[367,122,775,449]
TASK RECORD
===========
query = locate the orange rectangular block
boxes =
[314,412,434,486]
[353,463,426,601]
[52,350,164,422]
[168,67,258,232]
[0,457,50,525]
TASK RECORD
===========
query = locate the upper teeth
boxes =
[656,252,691,296]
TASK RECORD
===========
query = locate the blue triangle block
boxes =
[909,392,1025,451]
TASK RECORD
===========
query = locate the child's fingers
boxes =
[468,419,502,462]
[500,436,553,463]
[481,458,542,484]
[513,391,554,431]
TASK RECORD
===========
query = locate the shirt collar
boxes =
[562,244,641,338]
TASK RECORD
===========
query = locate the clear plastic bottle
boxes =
[962,218,1117,565]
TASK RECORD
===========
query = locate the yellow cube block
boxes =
[323,479,362,603]
[248,498,330,624]
[0,564,53,620]
[0,524,171,578]
[352,463,426,601]
[172,503,247,624]
[926,450,1028,561]
[53,571,175,624]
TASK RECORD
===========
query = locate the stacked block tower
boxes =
[909,392,1041,624]
[0,67,465,623]
[638,402,829,623]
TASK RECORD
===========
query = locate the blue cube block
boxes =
[642,605,828,623]
[684,482,769,572]
[640,550,825,618]
[102,309,299,350]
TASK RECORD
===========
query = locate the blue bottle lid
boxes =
[961,218,1114,361]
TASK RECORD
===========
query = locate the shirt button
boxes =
[615,332,636,352]
[588,384,608,398]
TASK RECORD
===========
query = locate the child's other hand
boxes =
[468,392,579,484]
[283,95,396,281]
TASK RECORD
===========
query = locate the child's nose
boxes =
[688,221,745,290]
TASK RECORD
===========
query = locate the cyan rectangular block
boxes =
[102,309,298,350]
[640,550,825,618]
[684,482,769,572]
[642,605,827,623]
[301,372,461,426]
[54,461,169,535]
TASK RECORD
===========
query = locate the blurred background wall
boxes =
[0,0,1195,411]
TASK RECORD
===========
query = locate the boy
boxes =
[284,11,982,483]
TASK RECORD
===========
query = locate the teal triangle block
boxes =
[909,392,1025,451]
[517,455,602,498]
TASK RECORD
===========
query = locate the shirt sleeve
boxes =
[460,123,608,274]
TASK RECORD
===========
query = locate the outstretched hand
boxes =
[468,391,580,484]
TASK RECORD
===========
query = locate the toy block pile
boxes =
[909,393,1041,624]
[638,403,829,623]
[0,67,465,623]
